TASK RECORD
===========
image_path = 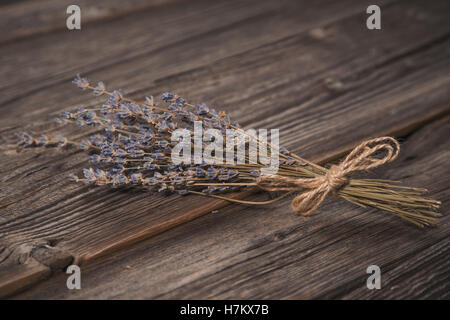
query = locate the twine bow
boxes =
[256,137,400,216]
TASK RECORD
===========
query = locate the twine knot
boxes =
[323,164,348,191]
[256,136,400,216]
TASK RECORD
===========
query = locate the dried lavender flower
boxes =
[15,75,442,228]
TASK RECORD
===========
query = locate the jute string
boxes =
[256,137,400,215]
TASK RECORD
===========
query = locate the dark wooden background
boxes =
[0,0,449,299]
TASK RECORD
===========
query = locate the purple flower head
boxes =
[161,92,174,102]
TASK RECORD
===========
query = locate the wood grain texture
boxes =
[0,0,389,115]
[13,115,449,299]
[0,246,51,298]
[0,0,449,298]
[1,0,386,297]
[0,0,179,45]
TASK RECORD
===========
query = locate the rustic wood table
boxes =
[0,0,449,299]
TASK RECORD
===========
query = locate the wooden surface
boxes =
[0,0,449,299]
[14,115,450,300]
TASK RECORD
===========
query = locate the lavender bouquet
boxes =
[17,75,442,227]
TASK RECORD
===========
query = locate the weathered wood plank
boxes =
[0,244,51,298]
[1,0,372,106]
[1,0,380,297]
[341,239,449,299]
[1,0,449,297]
[0,0,178,44]
[0,239,73,297]
[13,115,449,299]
